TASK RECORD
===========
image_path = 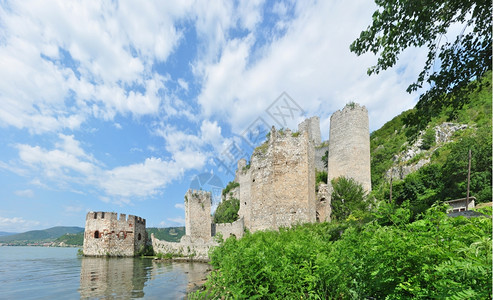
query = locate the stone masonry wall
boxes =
[314,143,328,172]
[238,126,316,232]
[237,159,252,229]
[298,116,322,145]
[214,217,244,239]
[151,234,217,260]
[316,183,331,222]
[328,103,371,192]
[185,190,212,241]
[83,212,146,257]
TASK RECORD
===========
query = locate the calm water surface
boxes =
[0,246,210,299]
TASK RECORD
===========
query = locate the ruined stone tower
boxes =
[237,126,316,232]
[298,116,322,145]
[83,212,147,257]
[327,103,371,191]
[185,189,212,241]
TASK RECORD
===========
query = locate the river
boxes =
[0,246,210,299]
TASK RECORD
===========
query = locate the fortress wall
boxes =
[214,217,244,239]
[298,116,322,145]
[237,159,252,229]
[129,215,147,254]
[244,127,316,232]
[316,183,331,222]
[185,190,212,241]
[83,212,146,257]
[314,144,328,172]
[328,103,371,192]
[151,234,216,259]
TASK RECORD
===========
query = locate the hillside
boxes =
[0,226,84,245]
[0,231,17,236]
[146,226,185,242]
[370,72,492,216]
[55,232,84,246]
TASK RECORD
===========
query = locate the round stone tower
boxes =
[327,103,371,192]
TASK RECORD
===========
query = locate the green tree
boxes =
[213,198,240,224]
[330,176,370,221]
[350,0,491,114]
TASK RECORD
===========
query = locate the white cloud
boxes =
[177,78,189,91]
[195,0,428,134]
[167,216,185,225]
[174,203,185,210]
[0,1,193,133]
[101,157,175,198]
[12,133,206,201]
[0,216,40,232]
[14,189,34,198]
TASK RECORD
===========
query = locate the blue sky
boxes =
[0,0,431,232]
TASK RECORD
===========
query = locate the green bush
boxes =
[420,127,436,150]
[222,181,240,197]
[195,204,492,299]
[330,176,370,221]
[214,198,240,224]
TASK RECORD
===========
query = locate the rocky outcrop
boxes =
[385,122,468,180]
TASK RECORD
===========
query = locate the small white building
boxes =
[445,197,476,213]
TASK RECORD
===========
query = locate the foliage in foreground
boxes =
[214,198,240,224]
[192,204,492,299]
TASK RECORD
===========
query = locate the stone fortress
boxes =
[151,103,371,258]
[83,211,147,257]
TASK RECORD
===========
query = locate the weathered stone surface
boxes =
[316,183,331,223]
[151,234,217,260]
[385,122,468,180]
[386,158,431,180]
[238,126,316,232]
[314,143,328,173]
[222,185,240,202]
[298,116,322,145]
[83,212,147,257]
[214,217,244,239]
[185,190,212,242]
[328,103,371,192]
[435,122,468,144]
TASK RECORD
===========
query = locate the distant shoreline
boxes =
[0,244,80,248]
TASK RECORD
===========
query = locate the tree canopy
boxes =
[350,0,491,112]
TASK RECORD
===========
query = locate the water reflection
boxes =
[79,257,151,298]
[79,257,210,299]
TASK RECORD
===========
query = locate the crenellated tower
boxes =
[83,211,147,257]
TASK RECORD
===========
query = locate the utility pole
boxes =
[389,169,393,204]
[466,149,471,211]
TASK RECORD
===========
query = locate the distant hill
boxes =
[0,226,84,244]
[55,232,84,246]
[0,231,18,237]
[146,227,185,242]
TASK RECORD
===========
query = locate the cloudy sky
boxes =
[0,0,428,232]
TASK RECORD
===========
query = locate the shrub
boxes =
[214,198,240,224]
[330,176,370,221]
